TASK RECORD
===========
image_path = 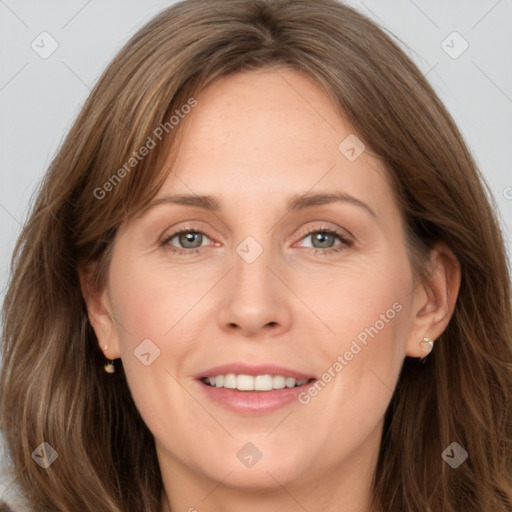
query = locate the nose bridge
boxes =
[217,235,291,336]
[233,241,275,298]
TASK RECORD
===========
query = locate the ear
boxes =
[78,263,121,359]
[405,242,461,358]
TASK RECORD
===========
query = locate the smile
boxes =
[200,374,314,391]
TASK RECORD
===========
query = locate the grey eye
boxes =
[175,231,204,249]
[309,232,336,249]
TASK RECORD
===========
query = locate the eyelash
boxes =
[160,225,353,257]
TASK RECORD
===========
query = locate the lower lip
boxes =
[197,379,316,416]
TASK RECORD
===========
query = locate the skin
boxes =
[80,68,460,512]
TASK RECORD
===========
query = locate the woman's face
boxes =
[93,69,434,507]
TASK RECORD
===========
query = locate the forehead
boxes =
[156,70,393,216]
[178,68,345,162]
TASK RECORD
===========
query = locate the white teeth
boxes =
[236,374,254,391]
[272,375,286,389]
[286,377,296,388]
[223,374,237,389]
[254,375,273,391]
[203,374,311,391]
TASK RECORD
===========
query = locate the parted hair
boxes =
[1,0,511,510]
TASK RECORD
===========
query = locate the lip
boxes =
[194,363,317,416]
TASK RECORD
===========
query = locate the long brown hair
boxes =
[1,1,511,510]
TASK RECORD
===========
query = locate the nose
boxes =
[217,247,292,338]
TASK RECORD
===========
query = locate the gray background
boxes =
[0,0,511,497]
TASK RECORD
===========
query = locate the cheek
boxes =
[299,250,412,407]
[108,255,201,345]
[106,262,203,447]
[105,258,197,416]
[301,256,410,348]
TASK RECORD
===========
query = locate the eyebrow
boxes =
[288,192,376,218]
[139,191,376,219]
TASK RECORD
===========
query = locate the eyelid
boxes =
[295,222,353,242]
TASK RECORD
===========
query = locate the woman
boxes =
[1,0,511,510]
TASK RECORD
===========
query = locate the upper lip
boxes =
[196,363,316,381]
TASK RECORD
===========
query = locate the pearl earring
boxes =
[104,345,115,373]
[419,337,434,361]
